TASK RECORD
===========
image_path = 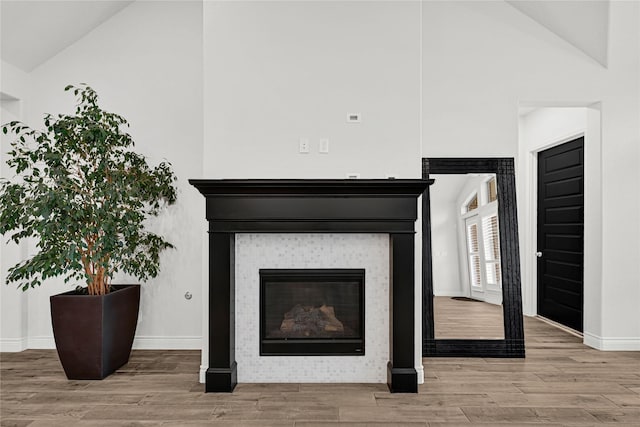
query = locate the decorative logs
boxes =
[279,304,345,337]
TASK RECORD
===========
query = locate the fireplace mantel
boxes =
[190,179,432,393]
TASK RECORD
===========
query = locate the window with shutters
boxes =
[487,177,497,203]
[460,174,502,299]
[464,193,478,213]
[466,221,482,288]
[482,214,501,287]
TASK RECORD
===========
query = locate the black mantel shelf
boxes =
[190,179,432,393]
[189,178,431,194]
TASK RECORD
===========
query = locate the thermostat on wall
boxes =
[347,113,362,123]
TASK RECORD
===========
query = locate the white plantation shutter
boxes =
[466,223,482,288]
[482,214,501,286]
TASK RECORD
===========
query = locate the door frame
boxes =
[519,106,603,349]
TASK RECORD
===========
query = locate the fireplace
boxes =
[260,269,365,356]
[189,179,431,393]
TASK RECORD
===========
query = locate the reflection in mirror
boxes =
[430,173,504,339]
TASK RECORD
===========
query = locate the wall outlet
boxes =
[319,138,329,154]
[299,138,310,154]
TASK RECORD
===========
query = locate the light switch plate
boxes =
[319,138,329,154]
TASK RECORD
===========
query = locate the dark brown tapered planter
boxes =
[50,284,140,380]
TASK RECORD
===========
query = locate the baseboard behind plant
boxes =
[0,337,28,352]
[132,336,201,350]
[7,335,202,351]
[27,336,55,349]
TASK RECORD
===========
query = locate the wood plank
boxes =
[339,406,468,423]
[212,404,339,421]
[461,407,598,423]
[374,393,498,407]
[488,392,618,408]
[603,394,640,407]
[587,408,640,423]
[514,381,634,395]
[82,405,213,421]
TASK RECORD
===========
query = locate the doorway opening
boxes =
[518,105,602,346]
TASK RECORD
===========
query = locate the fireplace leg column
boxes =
[387,233,418,393]
[206,232,237,392]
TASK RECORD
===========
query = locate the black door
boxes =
[537,137,584,332]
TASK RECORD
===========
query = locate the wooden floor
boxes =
[2,317,640,426]
[434,296,504,339]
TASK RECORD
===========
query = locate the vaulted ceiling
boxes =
[506,0,609,66]
[1,1,133,72]
[0,0,611,73]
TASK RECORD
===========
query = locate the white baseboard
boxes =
[584,332,640,351]
[12,335,202,350]
[132,336,201,350]
[200,364,207,383]
[0,337,27,352]
[433,291,467,297]
[416,364,424,384]
[28,336,55,349]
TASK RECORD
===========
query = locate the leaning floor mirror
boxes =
[422,158,525,357]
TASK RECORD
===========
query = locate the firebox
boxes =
[259,269,365,356]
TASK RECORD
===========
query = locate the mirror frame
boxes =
[422,158,525,357]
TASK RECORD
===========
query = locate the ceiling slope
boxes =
[506,0,610,67]
[1,0,134,72]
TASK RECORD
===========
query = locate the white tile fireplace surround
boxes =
[235,233,389,383]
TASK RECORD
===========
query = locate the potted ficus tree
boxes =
[0,84,177,379]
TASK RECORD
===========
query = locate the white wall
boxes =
[598,1,640,349]
[430,201,464,297]
[0,61,30,351]
[430,174,465,297]
[12,1,204,349]
[203,1,421,179]
[422,1,640,349]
